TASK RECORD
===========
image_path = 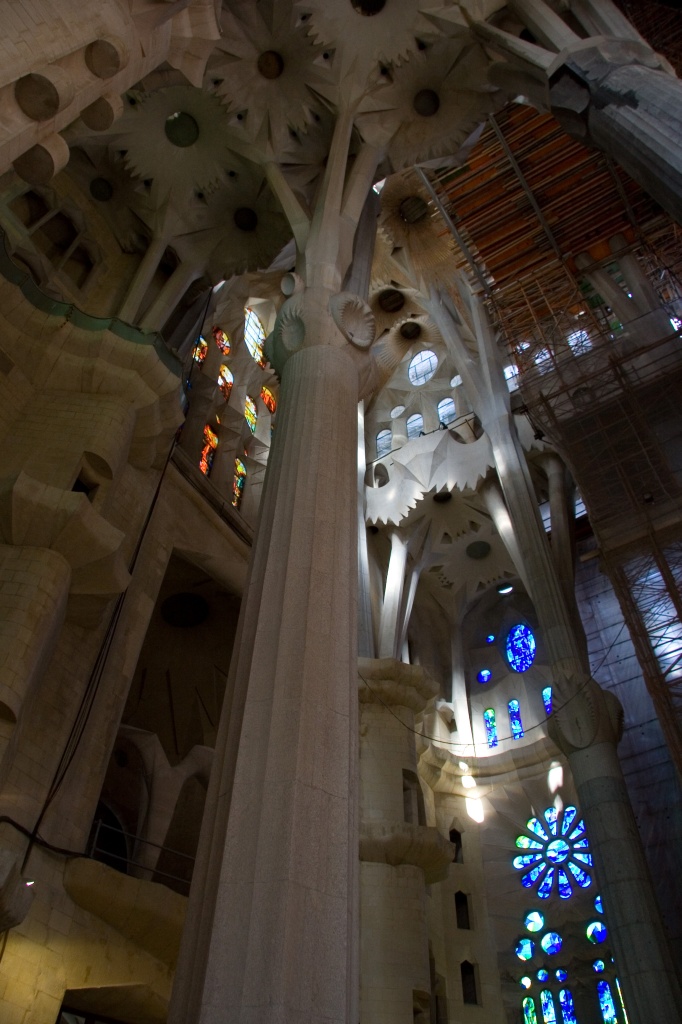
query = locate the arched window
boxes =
[540,990,558,1024]
[559,989,578,1024]
[244,307,267,366]
[193,336,208,363]
[408,349,438,386]
[460,961,478,1005]
[244,396,257,433]
[483,708,498,748]
[596,981,618,1024]
[406,413,423,440]
[449,827,463,863]
[232,458,246,509]
[523,997,539,1024]
[213,326,231,355]
[199,424,218,476]
[260,385,276,414]
[217,365,233,400]
[455,891,471,929]
[437,397,456,425]
[542,686,553,716]
[508,699,524,740]
[376,428,392,458]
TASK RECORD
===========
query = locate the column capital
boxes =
[358,657,439,713]
[548,676,624,755]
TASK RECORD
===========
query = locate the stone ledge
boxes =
[359,821,453,883]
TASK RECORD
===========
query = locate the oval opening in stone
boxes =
[413,89,440,117]
[234,207,258,232]
[161,592,210,628]
[89,177,114,202]
[351,0,386,15]
[399,195,429,224]
[400,320,421,341]
[257,50,284,79]
[378,288,405,313]
[165,111,200,147]
[466,541,491,560]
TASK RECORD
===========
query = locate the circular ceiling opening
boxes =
[413,89,440,117]
[89,177,113,202]
[165,111,200,147]
[234,207,259,231]
[257,50,284,79]
[399,195,429,224]
[399,320,421,341]
[466,540,491,560]
[351,0,386,14]
[161,592,210,628]
[378,288,405,313]
[433,491,452,503]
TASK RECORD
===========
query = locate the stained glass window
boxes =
[486,634,495,644]
[542,686,553,716]
[541,989,557,1024]
[513,805,592,899]
[597,981,618,1024]
[199,424,218,476]
[483,708,498,748]
[559,989,578,1024]
[217,364,233,400]
[541,932,562,955]
[593,961,605,974]
[520,977,532,989]
[232,458,246,509]
[213,326,230,355]
[587,922,608,944]
[506,624,537,672]
[523,997,539,1024]
[260,385,276,414]
[509,699,524,740]
[244,396,257,433]
[537,970,549,982]
[615,979,629,1023]
[524,911,544,932]
[406,413,424,439]
[377,429,392,458]
[408,349,438,386]
[515,938,535,961]
[244,307,267,366]
[193,336,208,363]
[437,397,456,425]
[477,669,491,684]
[594,894,603,914]
[556,969,568,983]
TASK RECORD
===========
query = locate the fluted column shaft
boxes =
[169,343,360,1024]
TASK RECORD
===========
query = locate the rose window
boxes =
[513,805,592,899]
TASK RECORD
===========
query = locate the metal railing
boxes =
[87,819,195,895]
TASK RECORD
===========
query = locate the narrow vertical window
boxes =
[406,413,424,439]
[540,990,557,1024]
[376,428,392,458]
[460,961,478,1005]
[199,424,218,476]
[217,364,233,400]
[523,997,538,1024]
[542,686,553,716]
[483,708,498,748]
[213,326,230,355]
[232,458,246,509]
[508,699,524,740]
[437,397,456,425]
[615,979,629,1024]
[449,828,463,863]
[244,307,267,366]
[193,336,208,363]
[260,385,276,413]
[455,891,471,929]
[559,990,577,1024]
[244,396,258,433]
[597,981,618,1024]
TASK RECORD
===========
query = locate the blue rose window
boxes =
[506,623,536,672]
[513,805,592,898]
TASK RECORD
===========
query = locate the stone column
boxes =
[357,658,451,1024]
[169,338,361,1024]
[118,235,168,323]
[141,261,202,332]
[378,529,409,659]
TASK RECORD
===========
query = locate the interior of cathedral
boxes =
[0,1,681,1022]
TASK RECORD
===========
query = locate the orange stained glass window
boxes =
[193,336,208,363]
[212,326,231,355]
[199,424,218,476]
[244,396,257,433]
[232,458,246,509]
[260,385,276,414]
[218,364,233,400]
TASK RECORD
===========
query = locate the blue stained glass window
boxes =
[486,634,495,644]
[516,938,535,961]
[542,686,553,715]
[561,806,577,835]
[524,911,545,933]
[615,978,629,1024]
[540,989,557,1024]
[557,869,572,900]
[520,976,532,989]
[559,989,577,1024]
[595,894,604,914]
[541,932,562,955]
[587,921,608,944]
[521,863,546,888]
[483,708,498,748]
[477,669,492,684]
[506,624,537,672]
[514,806,592,899]
[523,997,539,1024]
[509,699,525,739]
[376,428,392,458]
[597,981,618,1024]
[556,969,568,982]
[593,960,605,974]
[537,868,555,899]
[406,413,424,439]
[514,854,543,870]
[516,835,543,850]
[537,970,549,982]
[568,861,592,888]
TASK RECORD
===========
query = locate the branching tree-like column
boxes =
[427,287,682,1022]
